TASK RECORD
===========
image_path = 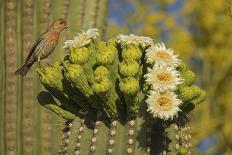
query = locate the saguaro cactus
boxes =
[37,29,206,154]
[0,0,108,154]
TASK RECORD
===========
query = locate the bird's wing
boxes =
[25,32,48,62]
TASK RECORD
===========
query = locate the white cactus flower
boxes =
[64,28,99,48]
[116,34,153,47]
[144,64,182,92]
[146,42,181,66]
[146,91,182,120]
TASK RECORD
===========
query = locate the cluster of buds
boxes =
[36,29,206,122]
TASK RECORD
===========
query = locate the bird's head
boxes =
[51,19,68,31]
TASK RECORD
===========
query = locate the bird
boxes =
[15,19,68,76]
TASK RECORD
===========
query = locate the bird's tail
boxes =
[15,61,34,76]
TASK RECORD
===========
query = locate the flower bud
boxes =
[178,86,201,102]
[190,90,206,105]
[36,63,63,91]
[122,45,142,61]
[119,77,139,96]
[181,70,196,86]
[119,60,139,77]
[94,66,110,78]
[177,63,187,73]
[96,45,116,65]
[69,46,89,64]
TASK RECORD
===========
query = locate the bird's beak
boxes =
[64,25,68,29]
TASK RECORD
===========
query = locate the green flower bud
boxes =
[177,148,188,155]
[177,63,187,73]
[178,86,201,102]
[191,90,206,105]
[94,66,110,78]
[96,45,115,65]
[97,41,107,50]
[119,60,139,77]
[63,63,102,109]
[86,42,96,66]
[36,63,63,91]
[119,77,139,96]
[63,63,92,97]
[93,66,111,94]
[69,46,89,64]
[107,38,117,46]
[122,44,142,61]
[92,76,111,94]
[181,70,196,86]
[93,66,118,117]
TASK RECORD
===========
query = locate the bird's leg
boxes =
[38,56,41,66]
[45,59,52,66]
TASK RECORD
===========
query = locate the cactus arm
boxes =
[66,118,82,154]
[78,111,96,155]
[33,1,43,154]
[83,0,100,29]
[5,0,17,154]
[67,0,83,38]
[93,119,109,154]
[16,1,24,154]
[96,0,108,38]
[21,0,36,154]
[112,121,128,155]
[0,0,5,153]
[78,0,86,29]
[134,100,150,155]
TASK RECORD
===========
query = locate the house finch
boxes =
[15,19,68,76]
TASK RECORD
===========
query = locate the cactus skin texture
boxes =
[36,33,206,155]
[0,0,109,154]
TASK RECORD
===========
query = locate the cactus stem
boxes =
[88,111,101,154]
[79,0,86,29]
[162,122,168,155]
[5,0,17,154]
[41,1,53,154]
[58,120,73,154]
[44,0,51,27]
[74,110,88,154]
[174,118,192,154]
[22,0,34,154]
[92,0,100,28]
[62,0,70,39]
[126,119,137,154]
[106,119,118,154]
[145,123,152,154]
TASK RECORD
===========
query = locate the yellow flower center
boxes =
[156,72,172,83]
[156,96,172,111]
[154,51,172,61]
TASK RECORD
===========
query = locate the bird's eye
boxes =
[60,21,64,24]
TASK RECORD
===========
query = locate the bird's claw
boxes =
[46,61,52,66]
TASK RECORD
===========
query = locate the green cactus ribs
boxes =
[37,29,206,154]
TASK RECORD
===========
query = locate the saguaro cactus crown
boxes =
[37,29,206,155]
